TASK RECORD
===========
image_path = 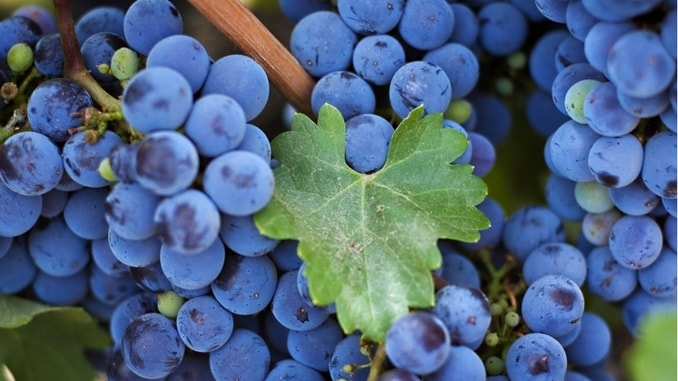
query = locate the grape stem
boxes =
[52,0,121,112]
[366,342,387,381]
[186,0,315,116]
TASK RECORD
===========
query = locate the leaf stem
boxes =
[186,0,314,116]
[53,0,120,112]
[366,342,387,381]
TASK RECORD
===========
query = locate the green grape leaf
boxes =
[625,310,678,381]
[255,104,489,341]
[0,295,111,381]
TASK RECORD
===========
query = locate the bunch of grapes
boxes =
[0,0,675,380]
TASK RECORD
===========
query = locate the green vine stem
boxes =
[187,0,314,116]
[366,342,387,381]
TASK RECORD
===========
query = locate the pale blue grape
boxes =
[63,187,109,240]
[502,206,566,261]
[521,274,585,337]
[529,30,569,93]
[505,333,567,381]
[545,173,586,221]
[337,0,405,35]
[160,239,225,290]
[209,329,270,381]
[344,113,394,173]
[0,131,63,196]
[478,2,528,56]
[89,266,139,306]
[637,247,677,298]
[385,311,451,374]
[272,270,330,331]
[609,179,660,216]
[548,120,600,182]
[433,284,491,347]
[146,34,210,93]
[28,216,89,277]
[448,4,479,47]
[91,238,127,277]
[425,344,485,381]
[75,6,124,44]
[219,214,279,257]
[583,82,640,137]
[287,317,344,371]
[62,130,122,188]
[27,78,93,142]
[105,182,161,241]
[609,215,663,269]
[424,43,479,100]
[389,61,452,119]
[523,242,587,286]
[123,0,182,55]
[352,34,405,86]
[311,70,376,120]
[211,253,278,315]
[398,0,454,51]
[184,94,247,158]
[176,295,234,353]
[584,21,635,76]
[641,131,677,199]
[329,334,370,381]
[565,0,597,41]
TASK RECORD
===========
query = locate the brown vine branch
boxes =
[187,0,314,116]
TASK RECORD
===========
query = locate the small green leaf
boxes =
[625,310,678,381]
[0,295,111,381]
[255,104,489,341]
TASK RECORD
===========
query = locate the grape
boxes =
[609,179,661,216]
[265,359,325,381]
[588,134,643,189]
[534,0,569,22]
[219,214,279,257]
[235,123,272,162]
[545,173,586,221]
[122,67,193,133]
[583,21,635,76]
[175,295,234,352]
[438,243,481,288]
[502,206,566,262]
[641,131,677,199]
[122,312,185,379]
[289,11,357,78]
[377,369,421,381]
[8,42,34,73]
[478,2,528,56]
[105,182,161,241]
[565,370,595,381]
[107,348,164,381]
[154,189,221,254]
[329,334,370,381]
[62,130,122,188]
[278,0,333,22]
[563,312,611,367]
[662,196,677,218]
[424,43,480,100]
[270,240,303,272]
[209,328,271,381]
[616,87,671,119]
[287,317,344,371]
[211,253,278,315]
[637,247,677,298]
[173,284,210,300]
[661,8,677,59]
[160,238,225,290]
[565,0,597,42]
[0,16,42,60]
[129,261,173,293]
[0,181,42,237]
[81,32,126,83]
[297,262,336,313]
[523,242,587,287]
[63,187,109,240]
[552,63,607,116]
[511,0,546,22]
[548,120,600,182]
[311,70,376,120]
[28,216,89,277]
[448,4,479,47]
[522,274,585,337]
[529,30,569,93]
[184,94,247,158]
[39,188,67,218]
[0,130,63,196]
[574,181,614,213]
[505,333,567,381]
[398,0,454,51]
[433,284,491,347]
[34,33,64,76]
[147,34,210,93]
[389,61,452,119]
[110,47,139,81]
[75,6,125,44]
[352,34,405,86]
[13,5,57,35]
[337,0,405,35]
[344,113,394,173]
[263,308,291,355]
[203,150,275,216]
[526,89,570,138]
[555,36,587,70]
[425,344,486,381]
[27,78,93,142]
[272,270,330,331]
[123,0,183,56]
[459,197,505,252]
[0,236,11,259]
[622,289,676,336]
[665,216,677,251]
[589,0,662,20]
[109,292,158,345]
[89,265,139,306]
[609,215,663,269]
[385,311,450,374]
[442,119,472,164]
[564,79,601,124]
[0,238,37,294]
[32,269,89,306]
[167,352,215,381]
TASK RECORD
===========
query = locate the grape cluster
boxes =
[0,0,676,381]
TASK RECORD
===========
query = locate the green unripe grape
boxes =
[485,332,500,347]
[7,43,33,73]
[111,47,139,81]
[564,79,601,124]
[495,77,514,96]
[490,302,505,316]
[444,99,473,124]
[98,157,117,182]
[505,311,521,327]
[157,291,185,319]
[574,180,614,213]
[485,355,505,375]
[507,52,526,70]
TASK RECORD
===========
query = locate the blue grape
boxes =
[642,131,677,199]
[311,70,376,120]
[54,171,83,192]
[271,270,330,331]
[34,33,64,76]
[219,214,279,257]
[75,6,125,44]
[478,2,528,56]
[548,120,600,182]
[545,173,586,221]
[584,21,635,76]
[287,317,344,371]
[551,63,606,115]
[28,216,89,277]
[467,93,511,145]
[622,289,676,336]
[0,238,37,294]
[264,359,325,381]
[278,0,333,22]
[448,4,479,47]
[442,120,472,165]
[377,369,421,381]
[0,16,42,60]
[564,312,611,367]
[89,265,139,306]
[534,0,569,22]
[263,308,291,356]
[555,35,587,70]
[270,240,303,272]
[523,242,587,287]
[209,329,271,381]
[661,8,677,58]
[637,247,677,298]
[62,130,122,188]
[40,188,68,218]
[123,0,182,55]
[184,94,247,157]
[91,237,128,277]
[398,0,454,51]
[529,29,569,93]
[432,284,491,347]
[81,32,126,83]
[660,105,677,132]
[588,133,643,188]
[176,295,234,352]
[329,334,370,381]
[289,11,357,77]
[425,344,485,381]
[0,131,63,196]
[105,182,161,241]
[521,274,585,337]
[502,206,566,262]
[32,269,88,306]
[662,196,677,218]
[458,197,505,252]
[554,320,582,347]
[13,5,57,34]
[235,123,272,162]
[565,0,597,41]
[389,61,452,119]
[581,209,622,246]
[134,130,199,196]
[505,333,567,381]
[297,262,336,313]
[385,311,451,374]
[108,228,162,267]
[616,87,671,118]
[337,0,405,35]
[0,182,41,237]
[160,239,225,290]
[583,82,640,138]
[154,189,221,254]
[173,284,210,300]
[203,150,275,216]
[609,215,663,269]
[107,348,164,381]
[438,242,480,288]
[129,260,173,293]
[122,312,185,379]
[665,216,677,251]
[609,179,660,216]
[587,0,662,20]
[525,89,569,138]
[147,34,211,93]
[211,253,278,315]
[0,236,11,259]
[344,113,394,173]
[122,67,193,133]
[352,34,405,86]
[27,78,93,142]
[424,43,480,100]
[63,187,109,240]
[167,352,215,381]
